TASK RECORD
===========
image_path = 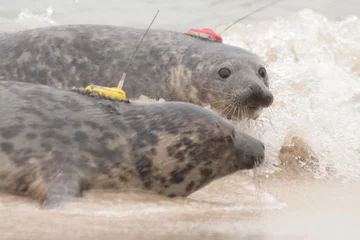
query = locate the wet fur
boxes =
[0,81,265,207]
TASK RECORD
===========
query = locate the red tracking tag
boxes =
[186,28,223,43]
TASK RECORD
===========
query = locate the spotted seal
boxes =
[0,81,265,207]
[0,24,273,120]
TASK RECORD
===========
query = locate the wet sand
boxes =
[1,172,359,240]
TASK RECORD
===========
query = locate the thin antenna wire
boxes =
[219,0,283,35]
[118,10,160,88]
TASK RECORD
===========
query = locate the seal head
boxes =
[174,42,274,120]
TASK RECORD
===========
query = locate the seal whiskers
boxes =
[202,86,266,120]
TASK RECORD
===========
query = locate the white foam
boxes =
[16,6,57,26]
[219,9,360,179]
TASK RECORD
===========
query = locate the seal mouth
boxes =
[210,101,263,120]
[234,153,264,170]
[227,106,263,120]
[203,88,271,120]
[223,88,272,120]
[244,155,264,169]
[249,106,263,120]
[222,95,265,120]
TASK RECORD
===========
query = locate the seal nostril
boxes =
[265,93,274,105]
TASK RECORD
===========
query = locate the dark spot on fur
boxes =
[50,118,67,129]
[135,132,159,147]
[18,184,28,194]
[15,116,25,123]
[0,142,14,154]
[167,139,201,162]
[166,126,179,135]
[52,104,65,111]
[204,161,212,166]
[110,118,128,131]
[181,137,193,146]
[174,151,185,162]
[102,104,120,115]
[29,123,41,129]
[76,156,92,170]
[42,129,71,145]
[150,148,156,155]
[134,154,152,178]
[160,177,166,184]
[86,146,122,167]
[200,167,213,179]
[72,121,81,128]
[167,142,182,156]
[183,130,193,134]
[20,107,45,118]
[40,142,53,151]
[131,150,153,188]
[143,180,152,189]
[144,132,158,145]
[170,163,195,184]
[60,99,81,111]
[12,148,39,165]
[25,132,37,140]
[186,181,195,192]
[0,124,24,139]
[170,172,184,184]
[23,148,33,155]
[74,131,89,142]
[14,173,36,195]
[97,162,112,174]
[168,193,176,198]
[98,132,118,142]
[83,120,100,129]
[9,87,20,94]
[119,176,128,182]
[136,140,147,148]
[189,149,200,156]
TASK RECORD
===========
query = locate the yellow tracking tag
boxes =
[85,85,127,101]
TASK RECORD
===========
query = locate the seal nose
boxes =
[262,91,274,107]
[242,153,265,169]
[233,131,265,169]
[248,84,274,107]
[252,149,265,168]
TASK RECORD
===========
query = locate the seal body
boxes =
[0,81,265,207]
[0,24,273,120]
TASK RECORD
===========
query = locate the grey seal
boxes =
[0,24,273,120]
[0,81,265,207]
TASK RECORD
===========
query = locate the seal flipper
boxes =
[41,167,82,208]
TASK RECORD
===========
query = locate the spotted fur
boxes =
[0,81,265,207]
[0,24,273,120]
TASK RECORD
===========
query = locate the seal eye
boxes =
[258,67,267,78]
[218,68,231,79]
